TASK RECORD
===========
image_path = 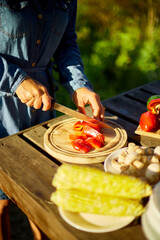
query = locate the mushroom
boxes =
[124,152,141,165]
[154,146,160,156]
[127,142,136,153]
[117,150,128,164]
[145,163,160,184]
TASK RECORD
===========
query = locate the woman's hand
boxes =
[73,87,105,121]
[15,76,52,111]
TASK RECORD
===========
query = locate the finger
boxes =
[99,105,105,122]
[33,97,42,109]
[25,98,35,107]
[77,105,86,115]
[19,93,33,104]
[41,94,52,111]
[89,96,104,121]
[92,106,104,120]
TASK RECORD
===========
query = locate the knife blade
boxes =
[52,102,113,129]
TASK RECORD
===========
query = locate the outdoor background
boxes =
[56,0,160,110]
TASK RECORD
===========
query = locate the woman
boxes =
[0,0,105,239]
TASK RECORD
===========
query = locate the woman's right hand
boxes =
[15,76,52,111]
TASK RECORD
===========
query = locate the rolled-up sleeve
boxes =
[54,0,93,98]
[0,55,28,97]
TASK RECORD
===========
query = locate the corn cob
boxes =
[52,164,152,199]
[51,189,144,216]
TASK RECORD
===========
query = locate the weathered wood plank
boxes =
[0,135,78,240]
[125,89,152,104]
[103,95,146,123]
[23,125,47,150]
[106,113,139,143]
[141,80,160,94]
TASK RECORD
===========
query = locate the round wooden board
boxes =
[44,118,127,164]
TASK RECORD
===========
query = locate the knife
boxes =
[52,102,113,130]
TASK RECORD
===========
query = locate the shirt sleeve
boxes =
[0,55,28,97]
[54,0,93,98]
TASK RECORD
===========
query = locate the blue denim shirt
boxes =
[0,0,93,138]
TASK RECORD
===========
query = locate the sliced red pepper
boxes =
[86,137,104,148]
[82,125,104,143]
[147,96,160,115]
[139,111,160,132]
[69,132,87,140]
[72,139,92,153]
[73,121,101,132]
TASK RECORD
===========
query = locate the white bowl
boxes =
[104,147,128,174]
[104,146,159,185]
[141,182,160,240]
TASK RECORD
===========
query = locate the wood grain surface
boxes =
[44,118,127,164]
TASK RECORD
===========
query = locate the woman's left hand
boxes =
[73,87,105,121]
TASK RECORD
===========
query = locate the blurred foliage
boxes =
[56,0,160,110]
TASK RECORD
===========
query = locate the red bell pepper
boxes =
[70,120,105,153]
[86,137,104,148]
[139,111,160,132]
[73,121,101,132]
[69,132,87,140]
[82,125,104,143]
[72,139,92,153]
[147,95,160,115]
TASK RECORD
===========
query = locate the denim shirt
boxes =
[0,0,93,138]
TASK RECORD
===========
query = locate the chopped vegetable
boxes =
[52,164,152,199]
[69,132,87,140]
[71,139,92,153]
[70,120,105,153]
[147,95,160,114]
[73,121,101,132]
[51,189,145,216]
[86,137,104,148]
[139,111,160,132]
[82,125,104,143]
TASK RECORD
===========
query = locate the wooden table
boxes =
[1,80,160,240]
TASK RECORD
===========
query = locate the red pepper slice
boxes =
[69,132,87,140]
[72,139,92,153]
[139,111,160,132]
[86,137,104,148]
[73,121,101,132]
[82,125,104,143]
[147,98,160,115]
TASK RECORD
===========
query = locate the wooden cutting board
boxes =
[44,118,127,164]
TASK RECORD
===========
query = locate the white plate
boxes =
[59,207,135,233]
[104,147,128,174]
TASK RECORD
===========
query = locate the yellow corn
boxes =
[52,164,152,199]
[51,189,144,216]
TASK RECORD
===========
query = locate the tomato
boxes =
[139,111,160,132]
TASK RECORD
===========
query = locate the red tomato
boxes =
[139,111,160,132]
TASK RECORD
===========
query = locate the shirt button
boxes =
[32,63,36,67]
[36,40,41,44]
[37,14,43,19]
